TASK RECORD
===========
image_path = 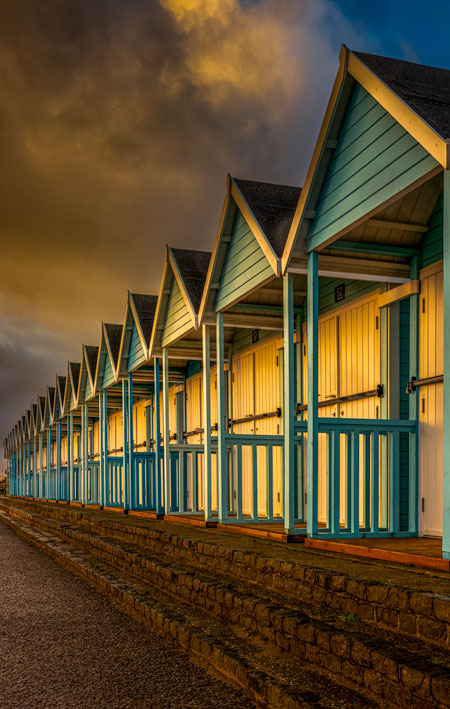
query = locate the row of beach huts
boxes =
[4,47,450,555]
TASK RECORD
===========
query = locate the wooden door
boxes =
[419,265,443,537]
[232,350,254,515]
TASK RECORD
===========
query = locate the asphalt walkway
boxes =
[0,522,254,709]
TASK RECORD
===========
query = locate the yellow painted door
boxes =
[419,266,443,537]
[254,340,282,516]
[185,373,203,510]
[232,350,254,515]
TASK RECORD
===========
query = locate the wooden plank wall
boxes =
[215,210,273,312]
[161,276,191,348]
[307,83,438,250]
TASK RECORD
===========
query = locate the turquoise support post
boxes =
[33,436,37,499]
[443,171,450,559]
[56,420,62,501]
[82,405,88,505]
[39,432,43,499]
[47,427,52,499]
[307,251,319,537]
[122,378,129,511]
[68,413,73,502]
[101,391,108,507]
[128,373,134,509]
[216,311,227,522]
[99,392,104,506]
[408,256,419,535]
[283,272,295,533]
[202,324,212,521]
[162,348,170,514]
[154,358,162,514]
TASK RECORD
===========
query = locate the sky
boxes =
[2,0,450,460]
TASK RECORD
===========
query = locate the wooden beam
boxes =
[366,218,428,233]
[307,252,319,537]
[378,280,420,308]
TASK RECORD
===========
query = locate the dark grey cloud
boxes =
[0,0,366,459]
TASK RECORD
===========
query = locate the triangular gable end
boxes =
[95,324,122,392]
[200,177,281,319]
[117,293,148,377]
[150,251,197,354]
[283,46,443,266]
[67,363,80,412]
[78,346,97,403]
[305,82,439,253]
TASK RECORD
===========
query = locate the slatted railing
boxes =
[295,418,417,538]
[131,452,157,510]
[165,444,215,515]
[86,461,100,504]
[223,434,284,523]
[72,464,81,502]
[106,457,123,507]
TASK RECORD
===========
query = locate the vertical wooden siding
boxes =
[307,83,438,250]
[102,353,115,389]
[419,267,443,537]
[161,276,191,348]
[421,192,443,269]
[128,322,146,370]
[215,210,273,312]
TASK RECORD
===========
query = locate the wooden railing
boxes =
[106,457,123,507]
[295,418,417,538]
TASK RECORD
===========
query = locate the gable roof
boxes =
[170,248,212,315]
[37,396,46,432]
[282,45,447,270]
[54,375,66,420]
[353,51,450,142]
[117,292,158,376]
[77,345,98,403]
[31,404,38,436]
[200,175,300,319]
[94,323,123,391]
[150,246,211,355]
[233,178,301,258]
[104,323,122,369]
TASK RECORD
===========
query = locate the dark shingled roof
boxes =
[104,324,123,367]
[170,248,211,314]
[69,363,80,392]
[85,346,99,377]
[354,50,450,140]
[233,178,302,258]
[131,294,158,346]
[47,387,55,411]
[38,396,46,413]
[58,376,66,396]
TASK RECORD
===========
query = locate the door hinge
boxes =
[303,344,306,356]
[375,315,379,330]
[421,497,425,513]
[276,355,279,366]
[422,298,426,314]
[277,492,280,502]
[421,397,425,414]
[375,405,379,419]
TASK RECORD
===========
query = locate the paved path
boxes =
[0,523,253,708]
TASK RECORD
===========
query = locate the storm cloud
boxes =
[0,0,367,453]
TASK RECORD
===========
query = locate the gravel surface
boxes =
[0,523,254,709]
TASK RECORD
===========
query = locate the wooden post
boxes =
[122,378,129,511]
[202,324,212,521]
[216,311,227,522]
[307,251,319,537]
[443,171,450,559]
[68,413,73,503]
[162,348,170,514]
[39,431,43,499]
[154,358,162,514]
[56,420,61,501]
[409,256,419,536]
[33,436,37,499]
[102,391,109,507]
[82,405,88,505]
[47,427,52,499]
[128,373,134,509]
[283,272,295,533]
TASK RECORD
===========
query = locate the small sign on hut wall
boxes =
[252,329,259,344]
[335,284,345,303]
